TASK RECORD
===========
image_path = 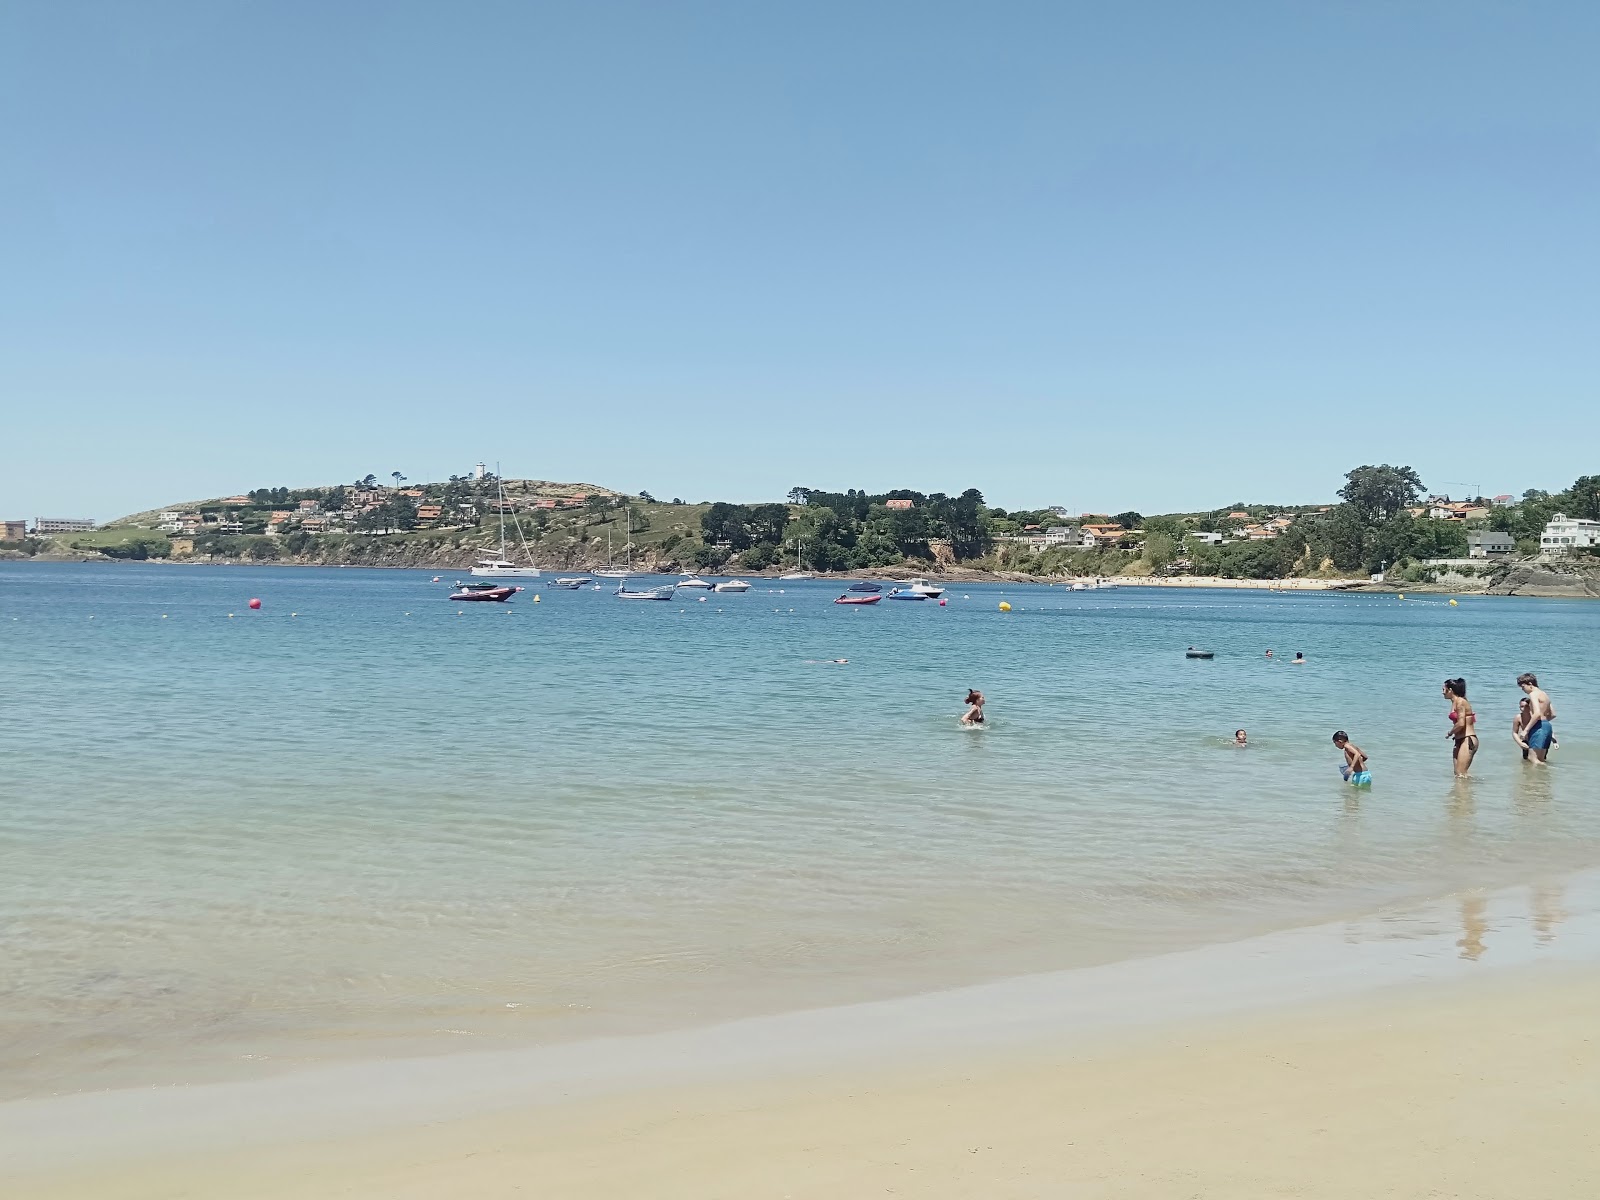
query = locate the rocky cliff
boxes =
[1484,559,1600,598]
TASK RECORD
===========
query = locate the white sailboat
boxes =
[593,521,629,578]
[778,536,814,580]
[470,469,541,578]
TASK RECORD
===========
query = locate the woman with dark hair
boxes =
[1443,677,1478,776]
[960,689,985,725]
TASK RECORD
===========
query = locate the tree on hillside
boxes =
[787,487,811,506]
[1113,511,1144,529]
[584,494,612,523]
[1337,465,1424,524]
[391,472,406,490]
[700,502,753,550]
[1567,475,1600,521]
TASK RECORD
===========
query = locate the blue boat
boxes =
[886,588,927,601]
[848,581,882,593]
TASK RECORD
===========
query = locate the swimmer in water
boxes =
[1264,649,1274,658]
[1234,729,1248,746]
[1291,652,1305,665]
[1517,672,1556,764]
[960,689,985,725]
[1331,731,1370,784]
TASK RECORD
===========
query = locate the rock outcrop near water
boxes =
[1484,560,1600,598]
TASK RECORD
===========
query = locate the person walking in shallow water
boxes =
[1444,678,1478,777]
[1518,672,1556,764]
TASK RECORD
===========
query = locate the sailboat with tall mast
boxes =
[593,514,629,578]
[470,467,542,578]
[779,535,813,580]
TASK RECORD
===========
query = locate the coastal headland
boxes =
[6,462,1599,595]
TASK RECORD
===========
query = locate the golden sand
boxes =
[15,967,1597,1200]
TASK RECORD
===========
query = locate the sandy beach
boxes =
[14,965,1597,1200]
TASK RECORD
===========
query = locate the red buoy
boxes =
[248,597,262,610]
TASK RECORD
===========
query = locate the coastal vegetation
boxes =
[13,466,1595,582]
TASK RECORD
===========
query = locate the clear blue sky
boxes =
[3,1,1596,520]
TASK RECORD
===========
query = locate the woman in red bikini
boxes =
[1443,677,1477,777]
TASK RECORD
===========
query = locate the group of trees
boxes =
[696,488,990,572]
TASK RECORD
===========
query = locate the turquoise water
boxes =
[2,563,1597,1098]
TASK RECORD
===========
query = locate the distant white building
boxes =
[1190,531,1224,546]
[34,517,96,533]
[474,462,487,480]
[1540,513,1600,554]
[1043,525,1085,546]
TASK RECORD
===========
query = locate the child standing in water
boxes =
[1332,731,1371,785]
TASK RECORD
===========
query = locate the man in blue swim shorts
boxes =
[1518,672,1557,765]
[1332,731,1371,785]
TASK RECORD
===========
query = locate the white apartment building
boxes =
[1540,513,1600,553]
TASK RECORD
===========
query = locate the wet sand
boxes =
[13,965,1597,1199]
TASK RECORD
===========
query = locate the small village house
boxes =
[885,498,915,510]
[1467,531,1514,559]
[2,520,27,541]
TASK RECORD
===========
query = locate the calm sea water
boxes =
[2,563,1596,1098]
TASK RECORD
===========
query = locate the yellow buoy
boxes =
[1397,593,1404,600]
[1449,598,1458,606]
[533,594,541,602]
[999,601,1012,612]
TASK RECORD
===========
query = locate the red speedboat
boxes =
[450,583,517,602]
[833,594,881,605]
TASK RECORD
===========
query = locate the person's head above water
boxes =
[964,689,983,705]
[1443,677,1468,700]
[1265,649,1273,657]
[1517,672,1538,690]
[1234,729,1247,743]
[1293,652,1304,661]
[1331,731,1349,746]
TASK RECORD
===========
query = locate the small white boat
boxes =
[778,571,814,580]
[906,577,945,597]
[550,576,592,589]
[615,584,675,601]
[713,579,751,593]
[593,569,630,579]
[676,575,714,589]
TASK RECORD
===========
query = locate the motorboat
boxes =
[470,556,541,579]
[614,584,676,600]
[593,570,630,579]
[713,579,751,592]
[550,576,592,589]
[450,582,517,602]
[906,577,945,597]
[886,588,928,601]
[778,571,814,581]
[834,594,881,605]
[848,581,882,593]
[676,576,714,589]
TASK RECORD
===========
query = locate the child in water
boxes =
[1234,729,1248,746]
[1332,731,1370,785]
[960,689,985,725]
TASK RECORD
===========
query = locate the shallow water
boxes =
[2,563,1596,1097]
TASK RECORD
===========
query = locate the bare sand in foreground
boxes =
[19,967,1597,1200]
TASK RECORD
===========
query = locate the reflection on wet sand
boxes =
[1457,895,1488,960]
[1532,884,1566,946]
